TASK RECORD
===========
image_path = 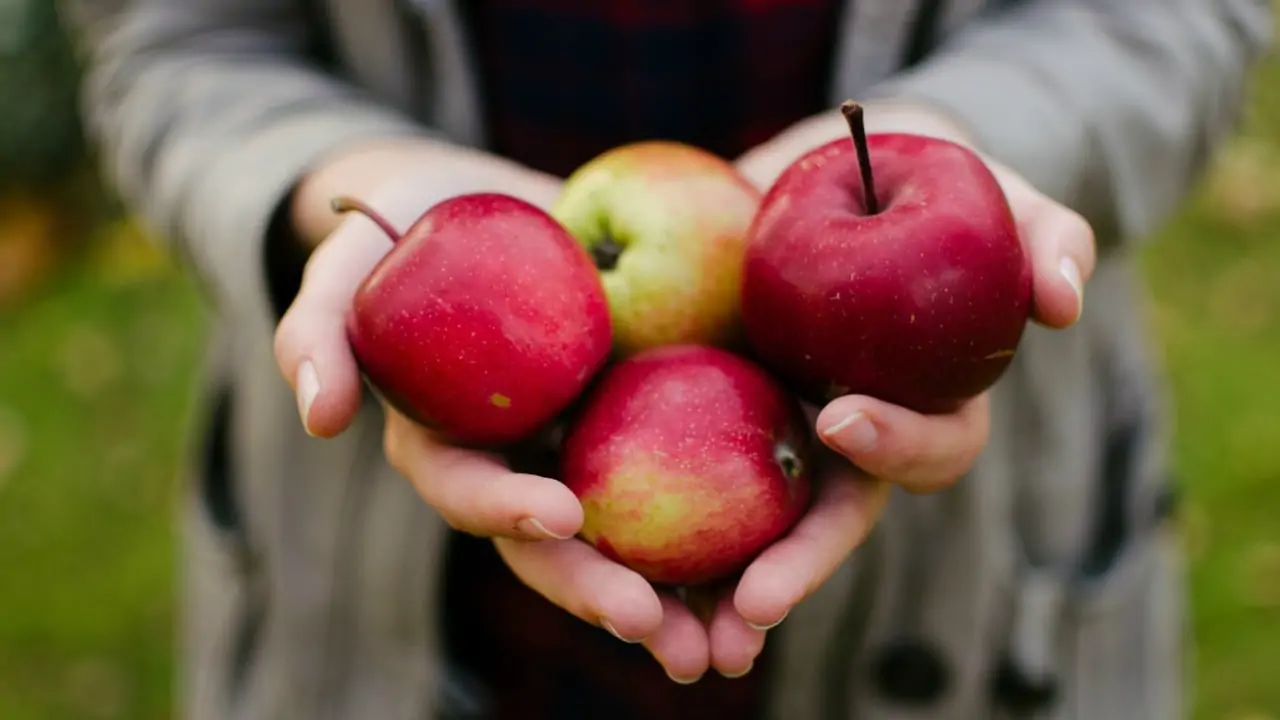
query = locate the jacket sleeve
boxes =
[867,0,1273,245]
[61,0,435,320]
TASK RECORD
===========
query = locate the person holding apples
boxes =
[64,0,1269,718]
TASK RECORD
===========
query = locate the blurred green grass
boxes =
[0,219,205,720]
[2,39,1280,720]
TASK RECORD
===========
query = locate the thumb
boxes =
[273,211,397,437]
[984,163,1096,330]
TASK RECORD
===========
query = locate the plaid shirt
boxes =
[448,2,842,718]
[459,0,844,177]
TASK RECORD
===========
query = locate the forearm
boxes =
[62,0,436,318]
[861,0,1272,245]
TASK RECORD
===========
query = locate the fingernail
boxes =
[666,669,703,685]
[516,517,572,540]
[719,662,754,679]
[747,610,789,631]
[1060,257,1084,315]
[821,411,877,455]
[601,619,644,644]
[296,361,320,436]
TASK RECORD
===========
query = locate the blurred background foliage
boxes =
[0,2,1277,718]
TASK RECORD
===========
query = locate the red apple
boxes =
[551,141,762,357]
[560,345,812,587]
[741,101,1033,414]
[336,193,612,447]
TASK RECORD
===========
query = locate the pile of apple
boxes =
[338,102,1032,589]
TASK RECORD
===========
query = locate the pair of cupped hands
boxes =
[273,102,1096,684]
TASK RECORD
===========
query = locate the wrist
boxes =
[737,100,974,191]
[289,139,557,250]
[861,100,978,151]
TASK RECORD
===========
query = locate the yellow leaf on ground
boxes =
[53,323,124,400]
[91,215,171,284]
[1240,543,1280,610]
[0,192,59,309]
[1206,137,1280,226]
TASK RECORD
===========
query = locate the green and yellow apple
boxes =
[551,141,762,357]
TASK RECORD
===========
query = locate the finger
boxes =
[494,536,665,646]
[814,393,989,494]
[734,464,891,629]
[1023,198,1096,329]
[643,593,712,684]
[993,170,1097,329]
[273,215,395,437]
[707,592,767,679]
[384,410,583,540]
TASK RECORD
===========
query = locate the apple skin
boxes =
[560,345,812,587]
[551,141,762,357]
[740,133,1033,414]
[345,192,612,447]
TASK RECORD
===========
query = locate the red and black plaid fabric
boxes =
[459,0,845,178]
[444,533,774,720]
[446,2,844,717]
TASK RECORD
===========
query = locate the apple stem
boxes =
[330,196,403,243]
[840,100,880,215]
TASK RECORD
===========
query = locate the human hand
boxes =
[271,140,691,680]
[696,101,1099,676]
[274,138,564,436]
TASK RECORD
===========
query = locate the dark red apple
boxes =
[741,101,1033,414]
[336,193,612,447]
[560,345,812,587]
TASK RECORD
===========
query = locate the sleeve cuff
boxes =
[179,107,435,328]
[863,52,1093,215]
